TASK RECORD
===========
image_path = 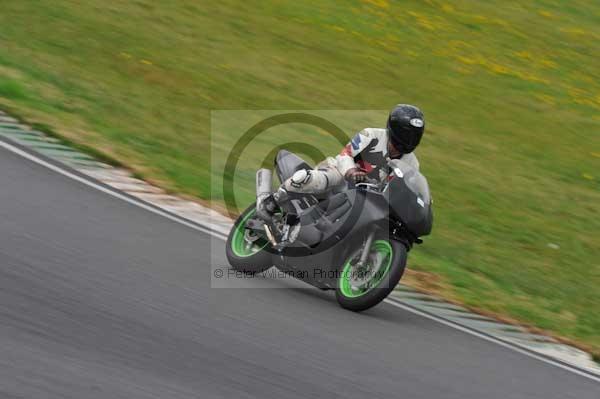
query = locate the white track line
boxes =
[383,298,600,383]
[1,138,598,384]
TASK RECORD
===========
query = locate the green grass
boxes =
[0,0,599,353]
[0,77,27,99]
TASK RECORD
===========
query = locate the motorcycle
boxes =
[226,150,433,311]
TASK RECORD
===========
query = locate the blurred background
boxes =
[0,1,598,357]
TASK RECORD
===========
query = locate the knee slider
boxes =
[290,169,312,188]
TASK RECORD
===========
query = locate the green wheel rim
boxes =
[339,240,393,298]
[231,209,269,257]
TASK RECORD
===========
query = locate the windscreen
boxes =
[388,159,431,205]
[404,170,431,205]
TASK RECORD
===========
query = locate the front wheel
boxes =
[336,238,407,312]
[226,204,273,273]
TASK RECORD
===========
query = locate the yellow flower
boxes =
[405,50,418,59]
[329,25,346,33]
[487,62,510,75]
[560,27,587,36]
[441,4,455,13]
[456,55,478,65]
[407,11,439,31]
[455,66,472,74]
[535,94,556,105]
[362,0,389,9]
[515,71,548,84]
[514,51,533,60]
[540,59,558,69]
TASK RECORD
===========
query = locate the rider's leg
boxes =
[256,158,344,221]
[282,157,344,194]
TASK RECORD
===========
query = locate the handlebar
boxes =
[354,178,382,192]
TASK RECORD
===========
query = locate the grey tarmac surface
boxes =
[0,144,598,399]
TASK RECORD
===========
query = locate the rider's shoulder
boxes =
[400,152,420,170]
[357,127,387,139]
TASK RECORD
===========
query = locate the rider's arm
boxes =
[335,129,375,176]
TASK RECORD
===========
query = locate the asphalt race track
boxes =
[1,143,598,398]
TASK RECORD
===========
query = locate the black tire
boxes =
[225,204,273,273]
[335,238,407,312]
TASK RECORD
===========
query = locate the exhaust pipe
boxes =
[256,168,272,199]
[255,169,273,222]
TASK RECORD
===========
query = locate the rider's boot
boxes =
[256,187,288,222]
[256,187,289,246]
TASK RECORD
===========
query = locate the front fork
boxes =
[355,229,376,268]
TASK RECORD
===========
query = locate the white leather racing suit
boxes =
[282,128,420,194]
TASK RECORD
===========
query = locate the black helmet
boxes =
[387,104,425,153]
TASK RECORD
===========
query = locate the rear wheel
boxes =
[226,204,273,273]
[336,238,407,312]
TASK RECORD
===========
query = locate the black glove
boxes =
[345,168,368,184]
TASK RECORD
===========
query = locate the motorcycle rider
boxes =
[257,104,425,220]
